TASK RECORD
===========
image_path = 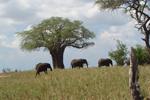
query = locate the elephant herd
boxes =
[35,58,113,77]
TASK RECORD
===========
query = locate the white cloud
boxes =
[0,18,16,27]
[86,5,100,18]
[1,0,39,24]
[0,34,8,47]
[7,35,20,49]
[0,34,20,49]
[36,1,92,20]
[98,20,144,50]
[0,0,9,3]
[0,0,130,34]
[24,25,32,31]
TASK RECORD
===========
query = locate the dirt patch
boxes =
[0,75,10,78]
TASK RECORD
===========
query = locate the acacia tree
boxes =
[17,17,95,69]
[95,0,150,52]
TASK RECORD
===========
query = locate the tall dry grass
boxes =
[0,66,150,100]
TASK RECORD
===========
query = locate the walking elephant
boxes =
[35,63,52,77]
[98,58,113,67]
[71,59,88,68]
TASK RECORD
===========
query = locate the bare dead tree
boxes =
[127,0,150,53]
[129,47,143,100]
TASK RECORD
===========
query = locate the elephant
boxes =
[98,58,113,67]
[124,58,130,66]
[71,59,88,68]
[35,63,52,77]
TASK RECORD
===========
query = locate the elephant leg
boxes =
[84,63,88,68]
[80,64,83,68]
[35,72,40,77]
[44,70,48,74]
[98,63,100,67]
[109,63,111,67]
[107,63,109,67]
[72,65,74,69]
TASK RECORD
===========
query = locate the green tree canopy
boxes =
[95,0,150,51]
[17,17,95,69]
[109,40,128,65]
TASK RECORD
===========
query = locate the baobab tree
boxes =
[17,17,95,69]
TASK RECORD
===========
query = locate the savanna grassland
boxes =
[0,66,150,100]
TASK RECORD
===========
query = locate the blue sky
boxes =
[0,0,144,71]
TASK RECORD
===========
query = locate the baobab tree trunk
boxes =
[50,48,65,69]
[129,47,143,100]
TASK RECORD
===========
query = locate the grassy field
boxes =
[0,66,150,100]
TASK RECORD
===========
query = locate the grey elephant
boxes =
[35,63,52,77]
[124,58,130,66]
[98,58,113,67]
[71,59,88,68]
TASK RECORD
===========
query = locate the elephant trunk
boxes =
[49,66,52,71]
[111,61,113,66]
[86,61,88,68]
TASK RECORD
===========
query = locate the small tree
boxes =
[109,40,128,65]
[17,17,95,69]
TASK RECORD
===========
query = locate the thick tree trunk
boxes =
[50,48,65,69]
[129,47,143,100]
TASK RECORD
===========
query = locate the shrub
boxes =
[134,45,150,65]
[109,40,128,65]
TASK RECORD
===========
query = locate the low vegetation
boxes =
[134,45,150,65]
[109,40,128,65]
[0,66,150,100]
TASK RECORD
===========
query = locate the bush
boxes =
[109,40,128,65]
[134,45,150,65]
